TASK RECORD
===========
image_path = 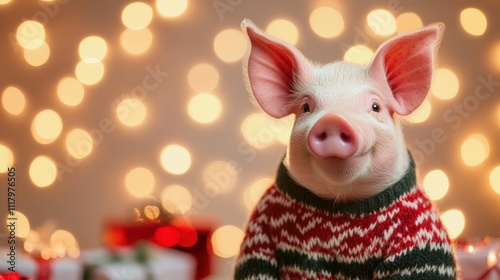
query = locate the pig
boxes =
[234,19,458,280]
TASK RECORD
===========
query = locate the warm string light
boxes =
[460,8,487,36]
[467,245,474,253]
[396,12,423,34]
[0,144,14,173]
[23,222,80,260]
[309,7,344,38]
[1,2,499,263]
[2,86,26,115]
[266,19,299,45]
[423,170,450,201]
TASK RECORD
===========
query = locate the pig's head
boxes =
[241,19,444,201]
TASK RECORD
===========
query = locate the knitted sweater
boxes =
[235,159,457,280]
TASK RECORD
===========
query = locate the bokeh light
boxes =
[0,144,14,173]
[407,99,431,123]
[2,86,26,115]
[213,29,247,63]
[50,230,80,258]
[490,166,500,195]
[187,93,222,124]
[441,209,465,239]
[120,28,153,55]
[6,211,30,238]
[309,7,344,39]
[116,98,147,127]
[57,77,85,107]
[396,12,423,34]
[423,170,449,201]
[461,134,490,166]
[211,225,245,258]
[65,129,93,159]
[31,109,63,144]
[203,161,239,194]
[460,8,487,36]
[122,2,153,30]
[0,0,12,4]
[156,0,188,18]
[489,42,500,73]
[274,114,295,145]
[16,20,45,49]
[23,236,39,256]
[23,41,50,66]
[188,63,220,92]
[343,45,374,65]
[241,113,278,149]
[497,104,500,126]
[431,68,459,100]
[367,9,396,36]
[29,156,57,188]
[243,177,273,211]
[144,205,160,220]
[125,167,155,197]
[175,224,198,248]
[75,61,105,85]
[161,185,193,214]
[266,19,299,45]
[78,36,107,63]
[160,145,191,175]
[154,226,180,247]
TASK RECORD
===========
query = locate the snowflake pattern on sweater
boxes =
[235,158,457,279]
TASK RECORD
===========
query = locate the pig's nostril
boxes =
[318,132,327,141]
[341,133,350,143]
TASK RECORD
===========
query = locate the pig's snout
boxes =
[308,114,359,159]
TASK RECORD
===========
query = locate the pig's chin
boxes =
[312,152,371,187]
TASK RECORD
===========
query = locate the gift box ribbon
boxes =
[83,241,153,280]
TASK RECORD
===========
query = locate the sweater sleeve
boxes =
[234,188,280,280]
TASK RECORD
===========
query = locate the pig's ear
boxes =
[241,19,312,118]
[370,23,444,116]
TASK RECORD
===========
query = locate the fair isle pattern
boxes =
[235,160,457,280]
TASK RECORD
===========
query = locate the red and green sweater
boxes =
[235,158,457,279]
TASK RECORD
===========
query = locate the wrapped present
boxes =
[0,248,37,279]
[81,241,196,280]
[0,248,82,280]
[0,272,20,280]
[104,219,213,279]
[457,238,500,280]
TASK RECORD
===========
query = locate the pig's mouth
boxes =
[311,146,373,185]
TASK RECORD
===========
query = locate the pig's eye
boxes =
[302,103,310,113]
[371,102,381,113]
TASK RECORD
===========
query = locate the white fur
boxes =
[241,20,442,202]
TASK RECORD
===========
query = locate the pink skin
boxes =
[308,113,359,159]
[241,19,444,201]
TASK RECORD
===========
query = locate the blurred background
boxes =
[0,0,499,278]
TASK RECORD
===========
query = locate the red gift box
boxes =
[0,272,19,280]
[103,219,213,280]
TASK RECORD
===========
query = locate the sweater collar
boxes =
[275,153,416,215]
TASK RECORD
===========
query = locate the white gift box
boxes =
[457,239,500,280]
[81,243,196,280]
[0,247,83,280]
[0,248,37,278]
